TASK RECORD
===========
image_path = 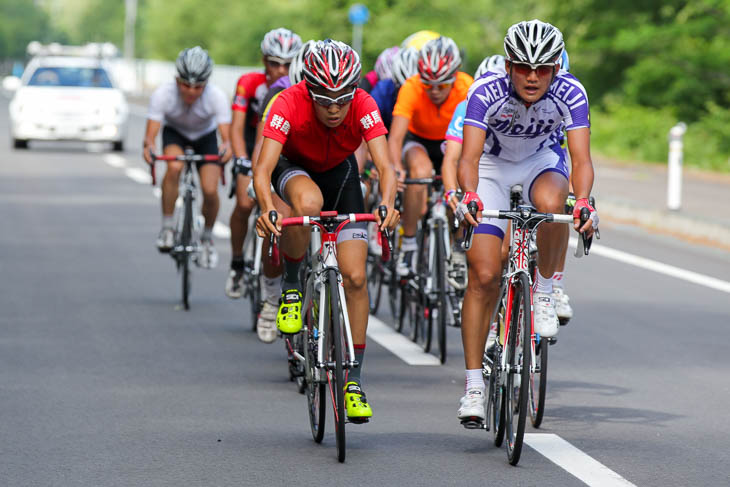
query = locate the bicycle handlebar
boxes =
[148,152,226,187]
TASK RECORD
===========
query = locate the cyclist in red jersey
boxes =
[226,29,302,321]
[255,40,399,421]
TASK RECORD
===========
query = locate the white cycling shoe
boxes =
[257,299,278,344]
[533,292,559,337]
[457,388,486,421]
[156,228,174,252]
[197,239,219,269]
[552,287,573,320]
[225,268,244,299]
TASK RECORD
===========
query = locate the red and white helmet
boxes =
[418,36,461,84]
[261,28,302,61]
[302,39,361,90]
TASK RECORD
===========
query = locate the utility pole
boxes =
[124,0,137,61]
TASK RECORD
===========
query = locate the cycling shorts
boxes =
[162,126,219,167]
[402,131,445,174]
[271,154,367,244]
[475,147,569,240]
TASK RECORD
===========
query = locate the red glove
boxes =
[573,198,599,229]
[462,191,484,211]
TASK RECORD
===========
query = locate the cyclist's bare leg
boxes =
[461,234,503,370]
[337,240,369,344]
[402,146,433,236]
[281,175,323,260]
[556,224,569,272]
[161,144,184,216]
[229,174,255,259]
[199,163,222,231]
[530,172,570,279]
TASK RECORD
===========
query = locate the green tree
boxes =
[0,0,54,59]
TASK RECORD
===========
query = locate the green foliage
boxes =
[0,0,54,59]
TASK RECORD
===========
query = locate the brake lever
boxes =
[574,207,593,257]
[462,201,479,251]
[267,210,280,266]
[377,205,392,262]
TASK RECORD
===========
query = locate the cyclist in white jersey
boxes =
[455,20,598,421]
[143,47,232,267]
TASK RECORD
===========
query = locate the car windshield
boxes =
[27,67,113,88]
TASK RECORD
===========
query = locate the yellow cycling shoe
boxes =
[276,289,302,334]
[344,381,373,422]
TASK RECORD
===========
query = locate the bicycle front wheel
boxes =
[435,220,448,363]
[327,269,346,463]
[180,190,194,311]
[366,253,383,314]
[248,269,261,332]
[505,272,531,466]
[304,279,325,443]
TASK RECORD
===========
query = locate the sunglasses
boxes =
[265,58,291,69]
[309,88,356,107]
[421,80,454,91]
[176,78,206,89]
[508,61,556,77]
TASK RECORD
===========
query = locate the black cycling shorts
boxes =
[162,126,219,167]
[271,154,367,243]
[403,131,445,174]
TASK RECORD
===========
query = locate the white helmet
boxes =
[289,40,316,85]
[391,47,419,86]
[175,46,213,84]
[474,54,505,79]
[374,46,400,81]
[261,28,302,61]
[504,19,564,65]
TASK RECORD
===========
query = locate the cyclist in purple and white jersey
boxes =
[455,20,598,422]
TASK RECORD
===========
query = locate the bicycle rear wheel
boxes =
[505,273,531,466]
[304,278,325,443]
[327,269,346,463]
[366,253,383,314]
[414,229,432,352]
[529,333,548,428]
[247,268,261,332]
[489,292,507,447]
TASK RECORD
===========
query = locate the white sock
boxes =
[201,227,213,242]
[162,215,174,229]
[465,369,485,392]
[401,236,418,251]
[552,271,565,289]
[262,275,282,302]
[535,271,553,294]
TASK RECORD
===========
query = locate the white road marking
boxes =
[125,167,153,185]
[569,237,730,294]
[525,434,637,487]
[104,154,127,168]
[366,315,441,366]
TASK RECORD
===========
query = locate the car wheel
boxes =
[13,139,28,149]
[112,141,124,152]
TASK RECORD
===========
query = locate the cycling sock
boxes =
[534,271,553,294]
[263,275,282,302]
[465,369,485,391]
[552,271,565,289]
[201,227,213,242]
[230,256,244,271]
[401,236,418,251]
[348,344,366,385]
[282,252,304,293]
[162,215,174,229]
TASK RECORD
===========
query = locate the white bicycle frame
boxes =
[172,161,203,255]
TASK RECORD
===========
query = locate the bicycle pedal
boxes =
[548,337,557,345]
[558,317,570,326]
[347,417,370,425]
[157,247,172,254]
[460,418,487,430]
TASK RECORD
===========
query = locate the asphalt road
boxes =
[2,96,730,486]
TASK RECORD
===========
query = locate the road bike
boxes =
[460,189,593,465]
[150,150,222,310]
[269,207,391,463]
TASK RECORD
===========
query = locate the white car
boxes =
[8,55,129,150]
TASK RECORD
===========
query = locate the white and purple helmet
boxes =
[504,19,564,65]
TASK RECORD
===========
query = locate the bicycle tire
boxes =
[387,232,400,320]
[304,278,326,443]
[435,221,448,363]
[414,228,431,351]
[505,272,531,466]
[180,190,194,311]
[529,334,548,427]
[490,293,507,447]
[328,269,347,463]
[248,270,261,332]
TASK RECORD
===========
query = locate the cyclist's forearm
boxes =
[458,126,487,192]
[143,120,161,149]
[254,138,284,212]
[230,111,248,158]
[441,140,461,191]
[571,158,594,200]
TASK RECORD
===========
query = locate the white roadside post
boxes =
[348,3,370,55]
[667,122,687,211]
